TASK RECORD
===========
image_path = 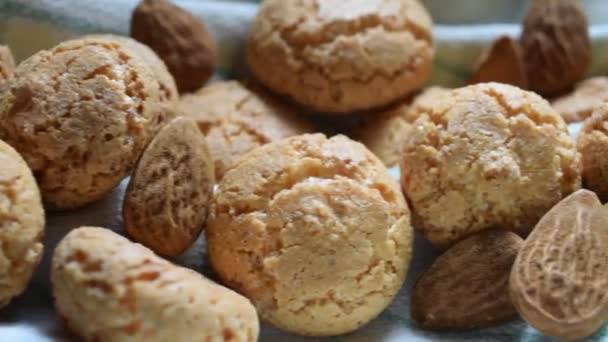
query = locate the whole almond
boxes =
[411,230,523,330]
[131,0,216,93]
[0,45,15,83]
[470,36,527,88]
[520,0,591,97]
[510,189,608,340]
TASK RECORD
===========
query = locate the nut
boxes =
[520,0,591,97]
[52,227,259,341]
[0,139,44,308]
[411,230,523,330]
[552,77,608,123]
[0,45,15,84]
[123,117,214,256]
[509,189,608,340]
[470,36,527,88]
[131,0,216,93]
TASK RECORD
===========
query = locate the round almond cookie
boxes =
[52,227,259,341]
[177,81,312,179]
[404,86,450,123]
[0,37,166,210]
[552,77,608,123]
[0,139,44,308]
[578,104,608,202]
[400,83,581,248]
[123,117,214,256]
[206,134,412,336]
[246,0,434,113]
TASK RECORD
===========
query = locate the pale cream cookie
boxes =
[177,81,311,179]
[552,77,608,123]
[246,0,434,113]
[206,133,412,336]
[578,103,608,202]
[400,83,581,247]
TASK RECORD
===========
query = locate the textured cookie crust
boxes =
[124,117,214,256]
[400,83,581,247]
[177,81,311,179]
[0,37,165,210]
[553,77,608,123]
[206,134,412,336]
[0,139,44,308]
[404,86,450,123]
[578,104,608,202]
[0,45,15,84]
[247,0,434,113]
[52,227,259,341]
[353,103,412,167]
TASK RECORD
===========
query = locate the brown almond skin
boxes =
[470,36,527,88]
[411,230,523,330]
[521,0,591,97]
[123,117,214,256]
[510,189,608,341]
[131,0,216,93]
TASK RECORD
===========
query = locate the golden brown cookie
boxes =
[124,117,214,256]
[247,0,434,113]
[0,139,44,308]
[552,77,608,123]
[52,227,259,341]
[352,103,412,167]
[578,104,608,202]
[0,37,166,210]
[206,134,412,336]
[404,86,450,123]
[0,45,15,84]
[400,83,581,248]
[177,81,312,179]
[131,0,216,93]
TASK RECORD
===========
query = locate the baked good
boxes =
[246,0,434,113]
[552,77,608,123]
[578,104,608,202]
[400,83,581,247]
[177,81,311,179]
[0,139,44,308]
[206,134,412,336]
[0,37,167,210]
[131,0,216,93]
[123,117,214,256]
[352,103,412,167]
[404,86,450,123]
[52,227,259,341]
[0,45,15,84]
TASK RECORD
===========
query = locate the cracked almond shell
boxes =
[206,134,413,336]
[509,190,608,340]
[52,227,259,341]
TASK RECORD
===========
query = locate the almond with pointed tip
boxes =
[470,36,527,88]
[411,230,523,330]
[509,189,608,340]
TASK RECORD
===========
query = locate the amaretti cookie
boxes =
[124,117,214,256]
[552,77,608,123]
[0,139,44,308]
[404,86,450,123]
[578,104,608,202]
[0,45,15,84]
[0,37,168,210]
[177,81,311,179]
[52,227,259,341]
[400,83,581,247]
[352,103,412,167]
[206,134,413,336]
[247,0,434,113]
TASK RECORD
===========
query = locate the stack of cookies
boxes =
[0,0,607,341]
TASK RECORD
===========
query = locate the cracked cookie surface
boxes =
[246,0,434,113]
[578,104,608,202]
[400,83,580,248]
[52,227,259,341]
[206,134,412,336]
[0,37,165,210]
[124,117,214,256]
[0,139,44,308]
[177,81,312,179]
